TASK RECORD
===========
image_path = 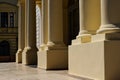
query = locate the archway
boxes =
[0,40,10,61]
[36,4,42,49]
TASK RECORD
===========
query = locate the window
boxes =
[0,12,15,27]
[9,12,14,27]
[0,12,8,27]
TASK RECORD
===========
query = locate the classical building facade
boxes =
[1,0,120,80]
[0,0,18,62]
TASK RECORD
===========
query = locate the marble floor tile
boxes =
[0,63,89,80]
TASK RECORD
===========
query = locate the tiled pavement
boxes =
[0,63,90,80]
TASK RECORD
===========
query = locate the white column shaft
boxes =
[47,0,54,46]
[97,0,120,33]
[41,0,45,45]
[101,0,109,25]
[80,0,85,31]
[77,0,89,37]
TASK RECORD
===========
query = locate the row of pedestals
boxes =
[16,0,120,80]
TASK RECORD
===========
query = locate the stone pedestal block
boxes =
[69,40,120,80]
[22,47,37,65]
[38,47,68,70]
[16,49,22,63]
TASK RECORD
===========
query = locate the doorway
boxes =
[0,40,10,62]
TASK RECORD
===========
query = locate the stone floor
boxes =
[0,62,89,80]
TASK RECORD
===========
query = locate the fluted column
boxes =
[22,0,37,65]
[97,0,120,33]
[47,0,64,47]
[77,0,89,38]
[16,0,25,63]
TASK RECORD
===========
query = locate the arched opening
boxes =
[0,41,10,56]
[0,40,10,61]
[36,4,42,49]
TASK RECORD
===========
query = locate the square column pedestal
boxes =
[37,47,68,70]
[69,33,120,80]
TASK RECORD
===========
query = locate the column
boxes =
[16,0,25,63]
[47,0,54,46]
[37,0,68,69]
[22,0,37,65]
[40,0,45,48]
[72,0,91,44]
[77,0,89,38]
[97,0,120,33]
[47,0,64,47]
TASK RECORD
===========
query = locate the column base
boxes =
[39,44,47,51]
[92,33,120,42]
[72,34,91,45]
[37,46,68,70]
[47,41,55,46]
[97,24,120,33]
[22,47,37,65]
[16,49,22,63]
[69,39,120,80]
[77,30,89,35]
